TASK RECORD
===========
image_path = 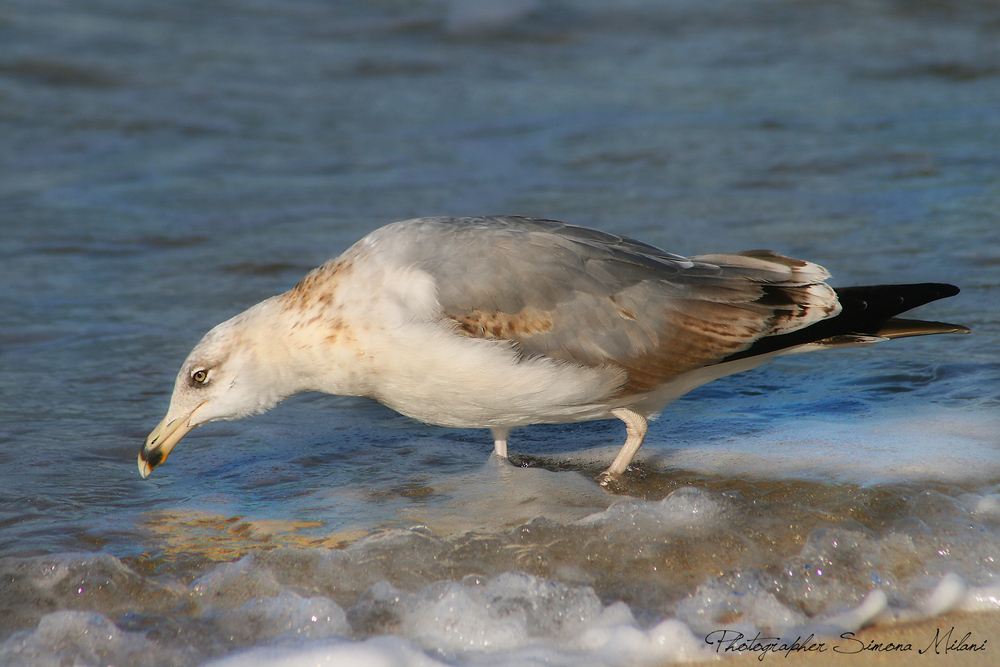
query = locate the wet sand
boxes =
[687,611,1000,666]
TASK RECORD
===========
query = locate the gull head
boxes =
[139,304,288,478]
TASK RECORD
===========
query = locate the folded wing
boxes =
[393,217,854,396]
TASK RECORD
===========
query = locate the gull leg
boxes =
[490,427,510,459]
[599,408,648,483]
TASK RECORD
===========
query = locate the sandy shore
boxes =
[684,610,999,666]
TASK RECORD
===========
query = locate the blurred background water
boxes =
[1,0,999,665]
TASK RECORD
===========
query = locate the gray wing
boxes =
[382,216,839,394]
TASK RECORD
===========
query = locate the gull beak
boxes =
[138,412,197,478]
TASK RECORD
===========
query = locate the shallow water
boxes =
[2,0,1000,665]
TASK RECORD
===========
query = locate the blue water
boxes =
[2,1,999,665]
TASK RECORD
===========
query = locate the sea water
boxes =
[2,0,999,665]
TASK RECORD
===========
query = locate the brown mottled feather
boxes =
[421,219,840,399]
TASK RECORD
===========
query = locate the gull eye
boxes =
[191,369,209,385]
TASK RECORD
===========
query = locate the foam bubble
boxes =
[205,636,448,667]
[972,494,1000,520]
[574,618,710,666]
[343,571,714,666]
[960,584,1000,611]
[918,572,968,616]
[212,591,350,644]
[811,589,889,635]
[208,607,710,667]
[675,572,807,636]
[576,486,724,532]
[0,553,182,635]
[0,611,178,667]
[350,572,620,653]
[193,555,284,609]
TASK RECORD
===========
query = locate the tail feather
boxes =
[723,283,969,362]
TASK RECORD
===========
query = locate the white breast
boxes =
[334,262,626,428]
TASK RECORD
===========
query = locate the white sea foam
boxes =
[191,564,715,666]
[918,572,968,617]
[576,486,724,532]
[676,573,808,636]
[212,591,350,644]
[193,556,285,607]
[648,409,1000,484]
[4,547,999,667]
[352,573,633,654]
[203,636,448,667]
[0,611,177,667]
[961,584,1000,611]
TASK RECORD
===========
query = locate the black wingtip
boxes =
[834,283,962,320]
[920,283,960,300]
[722,282,967,363]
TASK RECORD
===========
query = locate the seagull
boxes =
[139,216,969,485]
